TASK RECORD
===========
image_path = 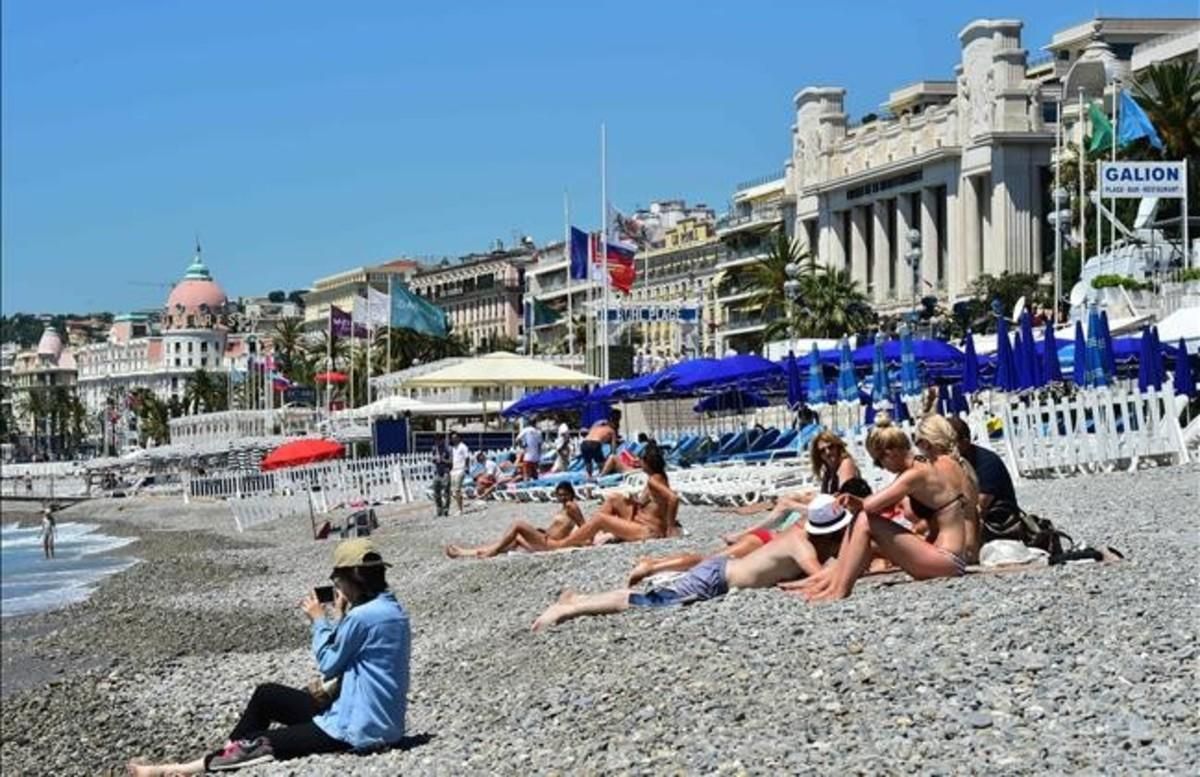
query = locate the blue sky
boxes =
[2,0,1194,314]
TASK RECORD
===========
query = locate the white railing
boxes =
[997,383,1190,478]
[183,453,435,532]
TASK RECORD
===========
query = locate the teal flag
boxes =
[389,283,449,338]
[1118,91,1164,151]
[1087,102,1112,154]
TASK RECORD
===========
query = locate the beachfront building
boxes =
[625,212,723,360]
[409,244,534,352]
[782,17,1198,316]
[713,175,792,355]
[8,326,80,455]
[75,249,270,426]
[301,258,420,333]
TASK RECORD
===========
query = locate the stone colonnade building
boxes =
[788,19,1058,310]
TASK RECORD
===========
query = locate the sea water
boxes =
[1,520,137,618]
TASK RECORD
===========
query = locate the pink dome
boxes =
[167,278,227,312]
[36,326,64,358]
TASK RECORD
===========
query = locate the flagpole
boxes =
[565,190,573,357]
[326,306,333,415]
[1054,94,1062,326]
[1111,77,1119,250]
[349,306,356,411]
[386,275,393,378]
[1078,87,1086,271]
[600,122,610,383]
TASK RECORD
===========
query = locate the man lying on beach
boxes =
[528,443,679,551]
[531,495,851,630]
[127,540,410,775]
[445,482,585,559]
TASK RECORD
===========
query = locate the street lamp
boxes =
[783,260,804,355]
[1047,187,1073,321]
[904,228,922,323]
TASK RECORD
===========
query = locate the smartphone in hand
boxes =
[314,585,335,604]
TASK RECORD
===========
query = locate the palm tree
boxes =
[1133,60,1200,233]
[272,317,306,377]
[183,368,226,413]
[744,230,797,329]
[19,388,53,458]
[130,388,171,446]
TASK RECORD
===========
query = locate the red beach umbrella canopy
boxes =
[260,438,345,471]
[315,371,348,384]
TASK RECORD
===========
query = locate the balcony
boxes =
[735,171,786,193]
[716,204,786,237]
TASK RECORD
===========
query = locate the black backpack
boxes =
[981,502,1074,557]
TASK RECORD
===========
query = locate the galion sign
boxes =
[1099,161,1186,198]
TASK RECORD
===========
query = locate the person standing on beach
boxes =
[448,432,471,515]
[126,539,410,775]
[516,419,543,481]
[579,418,618,479]
[431,437,452,517]
[40,506,56,560]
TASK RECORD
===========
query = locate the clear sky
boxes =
[2,0,1194,315]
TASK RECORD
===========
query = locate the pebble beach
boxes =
[1,463,1198,776]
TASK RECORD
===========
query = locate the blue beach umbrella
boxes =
[1099,310,1117,378]
[807,342,826,408]
[1174,339,1195,397]
[1013,331,1032,390]
[837,338,859,404]
[786,351,803,409]
[1137,327,1153,393]
[869,337,889,404]
[994,317,1018,392]
[900,327,921,397]
[890,391,910,422]
[1019,311,1042,388]
[1071,320,1087,386]
[1085,307,1109,388]
[1042,320,1063,383]
[962,330,980,394]
[1149,326,1165,391]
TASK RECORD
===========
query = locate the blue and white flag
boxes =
[390,283,449,338]
[1118,91,1164,151]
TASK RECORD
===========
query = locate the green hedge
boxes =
[1090,274,1151,292]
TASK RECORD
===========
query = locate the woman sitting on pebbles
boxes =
[798,414,974,602]
[445,482,585,559]
[531,495,853,630]
[536,443,679,550]
[127,540,410,775]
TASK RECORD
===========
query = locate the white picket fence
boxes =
[185,453,435,533]
[996,382,1190,478]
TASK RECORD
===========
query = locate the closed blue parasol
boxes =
[995,317,1018,392]
[1042,320,1064,383]
[1137,327,1155,392]
[1018,311,1042,388]
[1072,320,1087,386]
[899,326,921,397]
[869,337,889,405]
[962,330,980,394]
[1149,326,1165,391]
[1099,310,1117,377]
[807,342,827,407]
[1175,339,1195,397]
[837,338,859,404]
[786,351,803,409]
[1013,331,1032,390]
[1085,306,1109,388]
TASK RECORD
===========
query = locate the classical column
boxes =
[820,203,844,271]
[895,193,914,301]
[961,175,982,287]
[871,200,891,305]
[920,187,940,296]
[850,205,868,289]
[945,178,963,297]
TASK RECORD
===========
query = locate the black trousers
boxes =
[219,682,351,762]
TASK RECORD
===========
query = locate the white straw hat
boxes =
[805,494,852,535]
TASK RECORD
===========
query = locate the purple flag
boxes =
[330,305,352,338]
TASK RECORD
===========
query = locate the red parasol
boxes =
[260,438,345,471]
[315,371,348,384]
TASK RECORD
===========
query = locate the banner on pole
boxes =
[602,305,700,324]
[1099,161,1186,198]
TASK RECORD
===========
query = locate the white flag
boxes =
[352,295,368,325]
[367,286,390,328]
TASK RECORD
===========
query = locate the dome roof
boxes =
[36,326,64,358]
[166,251,227,314]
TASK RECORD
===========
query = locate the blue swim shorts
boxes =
[628,556,729,607]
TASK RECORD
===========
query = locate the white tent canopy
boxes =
[1155,307,1200,352]
[403,352,600,388]
[337,395,429,420]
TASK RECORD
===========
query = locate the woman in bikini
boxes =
[799,414,972,601]
[908,414,981,562]
[445,482,584,559]
[626,435,867,586]
[538,444,678,550]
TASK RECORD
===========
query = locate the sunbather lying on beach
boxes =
[797,414,975,602]
[445,482,585,559]
[532,444,679,550]
[127,540,409,775]
[626,475,872,587]
[531,495,852,630]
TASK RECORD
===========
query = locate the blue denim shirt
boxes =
[311,591,410,750]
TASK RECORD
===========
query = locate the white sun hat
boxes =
[804,494,852,535]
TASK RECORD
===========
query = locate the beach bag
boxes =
[306,677,341,712]
[981,502,1072,557]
